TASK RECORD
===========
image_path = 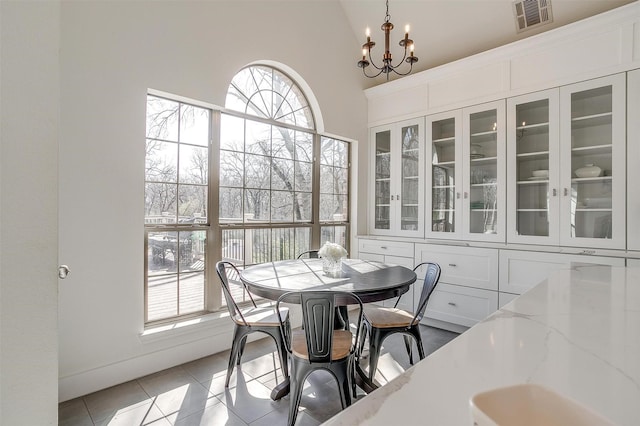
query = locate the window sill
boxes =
[139,302,277,344]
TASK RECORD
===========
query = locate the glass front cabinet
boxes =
[426,101,506,242]
[507,74,626,249]
[370,118,424,237]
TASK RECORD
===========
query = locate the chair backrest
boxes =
[276,291,363,363]
[412,262,441,323]
[215,261,257,326]
[296,250,319,259]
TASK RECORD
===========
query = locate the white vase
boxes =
[575,164,602,178]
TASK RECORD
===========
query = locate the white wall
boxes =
[57,1,368,400]
[1,1,60,423]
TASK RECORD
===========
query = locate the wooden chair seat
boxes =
[290,329,353,361]
[233,306,289,327]
[363,305,418,328]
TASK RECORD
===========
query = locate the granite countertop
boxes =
[325,265,640,425]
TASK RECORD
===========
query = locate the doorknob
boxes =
[58,265,70,279]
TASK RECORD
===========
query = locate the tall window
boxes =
[144,65,350,324]
[144,96,210,322]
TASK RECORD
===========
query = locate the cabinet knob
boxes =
[448,302,457,307]
[391,195,394,201]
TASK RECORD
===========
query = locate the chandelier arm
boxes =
[366,50,386,71]
[388,62,415,77]
[362,66,386,79]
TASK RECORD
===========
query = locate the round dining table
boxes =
[240,257,417,304]
[240,257,417,399]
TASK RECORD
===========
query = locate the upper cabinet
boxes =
[370,118,424,237]
[507,74,626,249]
[507,89,560,245]
[427,101,506,242]
[627,69,640,252]
[559,74,626,249]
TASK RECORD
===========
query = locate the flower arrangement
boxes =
[318,242,347,260]
[318,242,347,276]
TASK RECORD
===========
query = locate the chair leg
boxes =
[268,328,289,379]
[333,363,352,409]
[412,327,426,361]
[288,361,309,426]
[226,327,244,387]
[237,335,247,365]
[403,335,414,365]
[368,328,385,381]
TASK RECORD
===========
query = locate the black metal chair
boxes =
[360,262,441,382]
[215,261,290,388]
[276,291,363,426]
[296,250,319,259]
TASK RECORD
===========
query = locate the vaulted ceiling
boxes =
[339,0,636,87]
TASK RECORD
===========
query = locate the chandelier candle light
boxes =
[357,0,418,80]
[318,242,348,277]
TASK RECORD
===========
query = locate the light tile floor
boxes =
[59,325,459,426]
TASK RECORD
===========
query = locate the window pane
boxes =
[179,271,205,315]
[246,121,271,155]
[179,104,210,146]
[178,184,207,220]
[145,183,177,223]
[179,145,208,184]
[295,192,312,222]
[245,154,271,189]
[245,189,270,221]
[272,158,294,190]
[146,140,177,183]
[271,190,293,222]
[146,96,179,141]
[220,150,244,187]
[220,114,245,151]
[222,229,245,263]
[272,126,294,160]
[219,187,243,223]
[147,273,177,321]
[294,161,312,192]
[295,132,313,162]
[321,225,347,247]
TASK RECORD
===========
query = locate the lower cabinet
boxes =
[357,238,415,311]
[498,250,625,296]
[415,243,499,331]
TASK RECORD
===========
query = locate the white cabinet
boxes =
[498,249,625,296]
[559,74,626,249]
[507,88,560,245]
[357,238,415,311]
[370,118,424,237]
[426,101,506,242]
[415,243,498,329]
[507,74,626,249]
[627,69,640,252]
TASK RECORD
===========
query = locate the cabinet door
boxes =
[507,89,560,245]
[372,127,393,234]
[463,101,506,242]
[370,119,424,236]
[426,110,463,239]
[627,69,640,251]
[559,74,626,249]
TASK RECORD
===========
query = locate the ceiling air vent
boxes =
[513,0,553,33]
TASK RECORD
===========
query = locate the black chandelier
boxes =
[357,0,418,80]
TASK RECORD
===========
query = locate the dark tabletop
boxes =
[239,258,417,303]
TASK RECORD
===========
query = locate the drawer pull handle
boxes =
[448,263,456,267]
[448,302,457,306]
[380,246,387,250]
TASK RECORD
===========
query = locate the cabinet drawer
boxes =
[423,283,498,328]
[358,239,414,258]
[415,244,498,290]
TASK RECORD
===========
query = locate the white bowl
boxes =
[531,169,549,178]
[470,384,614,426]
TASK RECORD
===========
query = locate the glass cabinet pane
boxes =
[515,99,551,237]
[431,118,456,233]
[468,110,498,234]
[375,130,391,230]
[400,124,420,231]
[569,85,613,239]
